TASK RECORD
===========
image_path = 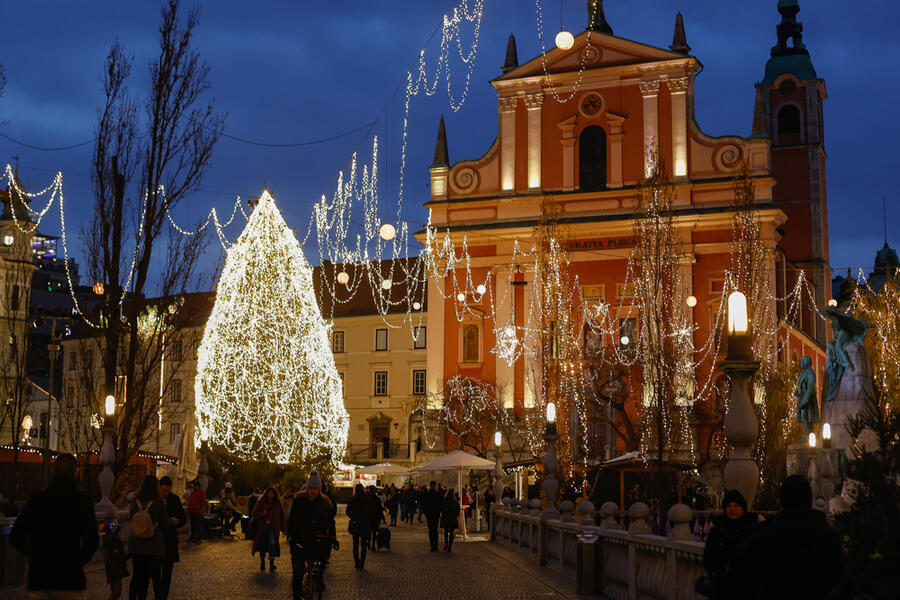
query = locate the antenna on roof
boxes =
[884,196,888,246]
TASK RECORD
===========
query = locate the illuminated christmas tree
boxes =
[195,190,349,465]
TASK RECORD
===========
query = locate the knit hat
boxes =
[307,471,322,490]
[225,481,232,489]
[722,489,748,512]
[780,474,813,510]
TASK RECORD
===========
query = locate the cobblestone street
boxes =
[5,516,574,599]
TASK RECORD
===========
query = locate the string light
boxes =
[194,190,349,465]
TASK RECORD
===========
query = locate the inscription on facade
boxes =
[565,237,637,251]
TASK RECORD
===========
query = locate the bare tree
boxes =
[84,0,222,478]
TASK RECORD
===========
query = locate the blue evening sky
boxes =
[0,1,895,290]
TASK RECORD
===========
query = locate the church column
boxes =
[524,92,544,190]
[499,96,518,192]
[639,79,661,176]
[606,113,626,188]
[494,266,515,408]
[426,274,445,408]
[669,77,689,178]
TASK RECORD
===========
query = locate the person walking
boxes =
[287,472,337,598]
[158,476,186,600]
[186,480,207,543]
[441,488,461,552]
[731,475,842,599]
[386,487,400,526]
[346,484,372,569]
[366,486,384,551]
[252,486,285,572]
[422,480,443,552]
[128,475,172,600]
[483,487,495,530]
[220,483,240,535]
[700,489,758,599]
[100,520,128,600]
[402,484,416,525]
[10,453,100,599]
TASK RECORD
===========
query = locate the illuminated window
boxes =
[333,331,345,353]
[412,369,426,396]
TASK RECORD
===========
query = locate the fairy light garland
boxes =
[194,190,349,465]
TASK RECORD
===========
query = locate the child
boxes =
[101,521,129,599]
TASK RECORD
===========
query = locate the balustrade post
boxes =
[599,501,618,529]
[667,504,694,541]
[627,501,651,534]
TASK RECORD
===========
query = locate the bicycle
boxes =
[296,533,333,599]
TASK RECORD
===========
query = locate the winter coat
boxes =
[367,493,384,526]
[187,487,207,515]
[102,534,129,583]
[162,491,187,562]
[702,512,758,599]
[440,496,461,530]
[731,508,842,600]
[251,497,285,557]
[128,497,171,557]
[422,488,443,518]
[346,495,373,536]
[286,492,335,560]
[8,476,100,591]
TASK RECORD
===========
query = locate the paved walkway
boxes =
[5,516,578,599]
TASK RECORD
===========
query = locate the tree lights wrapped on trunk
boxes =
[195,190,349,465]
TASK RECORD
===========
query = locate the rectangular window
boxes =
[69,350,77,371]
[83,350,93,370]
[169,423,181,445]
[375,328,388,351]
[66,386,74,409]
[413,326,426,349]
[333,331,345,353]
[172,339,183,362]
[11,285,20,312]
[412,369,426,396]
[374,371,388,396]
[171,379,182,403]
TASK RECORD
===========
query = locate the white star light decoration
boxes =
[195,190,349,465]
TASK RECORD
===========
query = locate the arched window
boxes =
[579,126,607,191]
[777,105,801,143]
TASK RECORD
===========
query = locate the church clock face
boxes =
[579,92,605,119]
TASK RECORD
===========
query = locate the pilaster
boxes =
[524,93,544,190]
[639,79,661,176]
[668,77,689,178]
[499,96,518,192]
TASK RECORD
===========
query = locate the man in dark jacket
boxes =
[286,472,336,600]
[159,476,187,600]
[702,489,758,600]
[731,475,842,599]
[9,453,100,594]
[366,486,384,550]
[422,480,443,552]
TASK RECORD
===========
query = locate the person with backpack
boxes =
[9,453,100,597]
[128,475,172,600]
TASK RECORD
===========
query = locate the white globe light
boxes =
[546,402,557,423]
[456,292,466,302]
[555,30,575,51]
[494,431,502,447]
[337,271,350,285]
[827,298,838,307]
[476,284,486,295]
[381,279,392,290]
[620,335,630,346]
[379,223,396,241]
[412,301,421,311]
[686,295,697,308]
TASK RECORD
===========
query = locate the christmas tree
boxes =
[195,190,349,465]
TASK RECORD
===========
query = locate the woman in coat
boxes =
[346,484,372,569]
[701,489,758,599]
[440,488,461,552]
[252,486,285,572]
[128,475,172,600]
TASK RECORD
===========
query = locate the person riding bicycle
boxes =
[287,472,337,599]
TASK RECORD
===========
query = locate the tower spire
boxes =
[586,0,613,35]
[501,33,519,74]
[670,12,691,54]
[431,116,449,169]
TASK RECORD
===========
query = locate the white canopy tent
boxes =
[357,462,409,475]
[410,450,495,539]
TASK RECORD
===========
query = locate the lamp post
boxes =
[493,430,504,521]
[198,430,210,493]
[542,402,560,519]
[721,292,760,507]
[40,316,66,489]
[96,394,116,516]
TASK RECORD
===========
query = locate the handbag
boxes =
[348,519,360,536]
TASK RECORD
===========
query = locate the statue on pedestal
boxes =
[810,305,869,404]
[793,356,818,433]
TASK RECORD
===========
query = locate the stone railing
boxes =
[492,499,706,600]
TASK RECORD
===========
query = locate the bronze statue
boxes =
[793,356,819,432]
[809,305,870,404]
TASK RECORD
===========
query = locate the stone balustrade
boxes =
[491,500,706,600]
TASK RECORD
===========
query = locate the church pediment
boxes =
[494,32,686,83]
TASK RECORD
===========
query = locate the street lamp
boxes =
[721,291,760,508]
[96,394,116,516]
[541,402,560,523]
[822,423,832,449]
[38,315,66,488]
